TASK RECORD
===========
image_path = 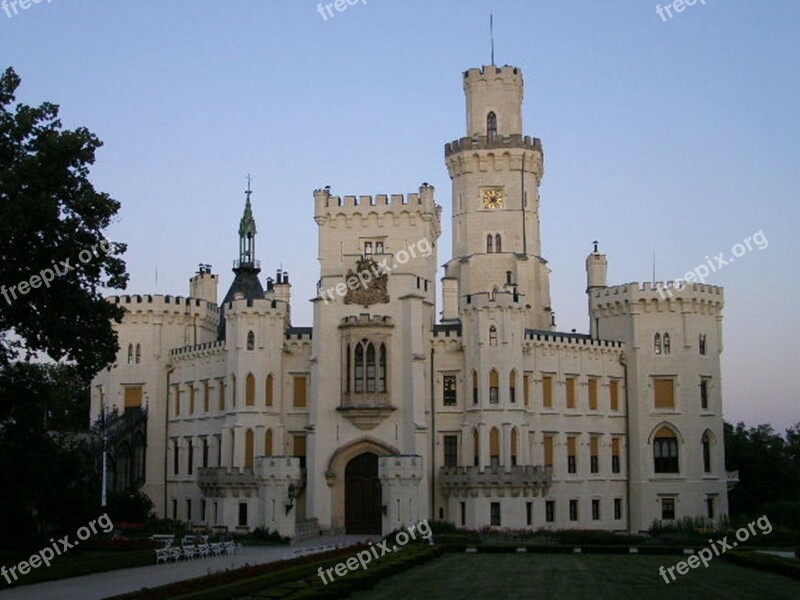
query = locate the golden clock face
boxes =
[482,189,504,209]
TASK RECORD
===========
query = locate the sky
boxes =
[1,0,798,431]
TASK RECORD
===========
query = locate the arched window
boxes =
[511,428,518,466]
[245,373,255,406]
[490,427,500,466]
[489,325,498,347]
[366,342,376,392]
[354,343,364,393]
[264,429,273,456]
[244,429,254,469]
[702,432,712,473]
[699,334,707,355]
[487,111,497,142]
[509,370,517,403]
[247,331,255,351]
[495,234,502,253]
[487,234,494,253]
[265,374,274,406]
[473,428,480,466]
[378,343,387,392]
[653,427,679,473]
[472,370,478,404]
[489,287,497,302]
[489,369,499,404]
[127,344,133,364]
[506,271,512,285]
[135,344,141,364]
[654,333,662,355]
[663,333,671,355]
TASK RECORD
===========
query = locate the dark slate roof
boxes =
[217,265,264,339]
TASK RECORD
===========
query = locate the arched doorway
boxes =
[345,452,382,534]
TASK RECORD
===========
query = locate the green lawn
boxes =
[351,553,800,600]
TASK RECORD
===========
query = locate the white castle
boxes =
[90,64,734,538]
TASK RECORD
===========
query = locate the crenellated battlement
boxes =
[445,134,542,157]
[339,314,394,329]
[463,65,523,89]
[169,339,226,359]
[314,183,436,219]
[108,294,219,324]
[591,281,724,307]
[524,329,624,350]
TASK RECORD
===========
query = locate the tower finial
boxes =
[490,14,495,66]
[593,240,599,253]
[245,173,252,202]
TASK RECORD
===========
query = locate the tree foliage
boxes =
[0,66,127,380]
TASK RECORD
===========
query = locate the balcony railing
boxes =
[439,465,552,497]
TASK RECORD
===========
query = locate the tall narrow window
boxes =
[506,271,512,285]
[378,343,387,392]
[654,333,662,355]
[588,378,598,410]
[127,344,133,364]
[202,437,209,468]
[567,436,577,474]
[543,435,554,468]
[247,331,255,351]
[293,376,307,408]
[265,374,274,406]
[203,382,210,413]
[569,499,579,522]
[187,440,194,475]
[230,374,236,407]
[173,439,180,475]
[489,428,500,467]
[264,429,273,456]
[609,379,619,411]
[244,429,254,469]
[590,436,599,474]
[489,325,498,347]
[218,380,225,411]
[509,370,516,403]
[487,111,497,142]
[661,498,675,520]
[135,344,141,364]
[663,333,671,355]
[702,433,712,473]
[699,334,707,355]
[443,435,458,467]
[523,373,531,407]
[245,373,255,406]
[566,377,576,409]
[366,342,376,392]
[495,234,502,253]
[511,428,518,466]
[293,435,307,469]
[654,427,679,473]
[472,370,478,405]
[700,378,709,410]
[189,385,195,414]
[345,344,351,393]
[612,437,621,473]
[443,375,457,406]
[542,375,553,408]
[354,343,364,393]
[473,428,480,466]
[486,234,494,253]
[489,369,499,404]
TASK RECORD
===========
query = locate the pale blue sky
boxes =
[1,0,798,430]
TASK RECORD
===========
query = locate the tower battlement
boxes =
[313,184,436,219]
[590,281,724,312]
[108,294,219,320]
[444,134,542,157]
[463,65,523,90]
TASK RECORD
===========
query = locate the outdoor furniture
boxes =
[155,548,170,564]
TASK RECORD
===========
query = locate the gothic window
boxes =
[653,427,679,473]
[489,325,498,347]
[654,333,662,355]
[127,344,133,364]
[663,333,671,355]
[472,370,478,404]
[702,432,712,473]
[379,343,387,392]
[366,342,376,392]
[355,343,364,393]
[245,373,255,406]
[443,374,457,406]
[699,334,707,355]
[135,344,141,364]
[487,111,497,142]
[349,339,387,396]
[487,234,494,254]
[247,331,255,351]
[489,369,499,404]
[495,234,502,253]
[509,370,517,403]
[490,427,500,466]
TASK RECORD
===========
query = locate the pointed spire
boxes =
[238,174,257,267]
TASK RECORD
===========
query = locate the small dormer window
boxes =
[487,111,497,142]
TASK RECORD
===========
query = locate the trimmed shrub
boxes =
[722,550,800,581]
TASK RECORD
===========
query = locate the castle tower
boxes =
[443,65,551,330]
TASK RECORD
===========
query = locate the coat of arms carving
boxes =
[343,256,390,305]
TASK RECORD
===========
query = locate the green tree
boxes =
[0,66,127,380]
